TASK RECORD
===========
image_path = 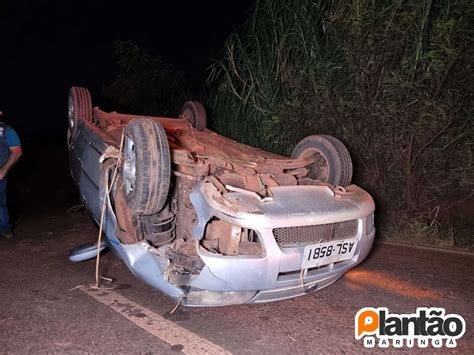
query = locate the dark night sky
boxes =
[0,0,254,140]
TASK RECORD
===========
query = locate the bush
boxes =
[104,40,188,116]
[207,0,474,246]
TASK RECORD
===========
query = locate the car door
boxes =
[69,122,107,221]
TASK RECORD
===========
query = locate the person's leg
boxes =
[0,179,11,232]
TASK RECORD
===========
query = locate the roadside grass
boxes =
[381,215,474,250]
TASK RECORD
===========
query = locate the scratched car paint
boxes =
[67,86,375,306]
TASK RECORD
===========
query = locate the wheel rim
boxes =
[68,95,75,129]
[123,136,136,196]
[301,148,329,182]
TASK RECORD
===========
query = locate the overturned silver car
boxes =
[67,86,375,306]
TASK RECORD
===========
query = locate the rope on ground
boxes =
[169,296,183,314]
[93,131,125,289]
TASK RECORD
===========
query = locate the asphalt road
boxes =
[0,207,472,354]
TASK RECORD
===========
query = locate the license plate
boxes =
[301,238,358,269]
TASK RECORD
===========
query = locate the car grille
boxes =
[273,220,358,247]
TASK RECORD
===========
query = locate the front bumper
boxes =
[181,226,375,306]
[104,180,375,306]
[182,182,376,306]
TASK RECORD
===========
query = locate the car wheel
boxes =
[122,118,171,215]
[291,135,353,187]
[68,86,92,138]
[180,101,207,131]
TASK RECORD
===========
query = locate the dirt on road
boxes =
[0,207,472,353]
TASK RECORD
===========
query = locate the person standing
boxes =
[0,111,22,239]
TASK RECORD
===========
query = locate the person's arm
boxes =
[0,146,22,180]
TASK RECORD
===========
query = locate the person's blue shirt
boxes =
[5,127,21,148]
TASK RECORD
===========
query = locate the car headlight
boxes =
[184,289,256,306]
[201,218,264,257]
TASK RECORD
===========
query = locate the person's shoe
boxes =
[0,230,13,239]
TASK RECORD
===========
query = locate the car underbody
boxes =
[68,87,375,306]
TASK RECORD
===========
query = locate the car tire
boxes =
[180,101,207,131]
[122,118,171,215]
[68,86,92,137]
[291,135,353,187]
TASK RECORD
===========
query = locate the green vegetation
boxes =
[104,40,188,116]
[207,0,474,247]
